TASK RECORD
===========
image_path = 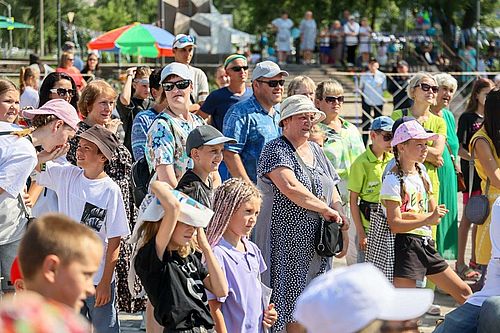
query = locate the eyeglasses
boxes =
[256,79,285,87]
[174,35,195,45]
[49,88,76,97]
[375,130,393,142]
[228,66,249,72]
[418,83,439,93]
[162,79,191,91]
[322,96,344,103]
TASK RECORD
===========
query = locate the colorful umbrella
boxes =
[87,22,174,58]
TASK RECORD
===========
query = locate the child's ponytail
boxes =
[392,146,407,201]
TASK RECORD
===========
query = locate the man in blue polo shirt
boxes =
[222,61,288,183]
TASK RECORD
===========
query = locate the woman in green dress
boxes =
[430,73,459,260]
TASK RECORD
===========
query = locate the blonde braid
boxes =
[206,178,261,247]
[415,163,431,197]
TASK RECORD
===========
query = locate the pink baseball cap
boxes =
[22,99,80,131]
[391,119,439,147]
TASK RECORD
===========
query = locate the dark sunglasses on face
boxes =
[419,83,439,93]
[257,79,285,87]
[375,130,393,142]
[162,79,191,91]
[323,96,344,103]
[50,88,76,97]
[229,66,249,72]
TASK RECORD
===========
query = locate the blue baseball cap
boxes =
[370,116,394,132]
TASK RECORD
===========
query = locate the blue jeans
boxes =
[478,296,500,333]
[433,302,480,333]
[80,281,120,333]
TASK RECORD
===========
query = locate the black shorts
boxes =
[394,233,448,280]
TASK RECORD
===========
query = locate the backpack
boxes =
[131,156,153,208]
[130,112,183,208]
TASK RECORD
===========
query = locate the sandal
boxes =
[456,263,481,282]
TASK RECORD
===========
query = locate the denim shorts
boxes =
[80,281,119,333]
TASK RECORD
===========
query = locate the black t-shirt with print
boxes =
[457,112,483,192]
[134,238,213,330]
[175,169,213,208]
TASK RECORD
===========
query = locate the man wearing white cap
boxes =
[172,34,209,111]
[294,263,434,333]
[222,60,288,183]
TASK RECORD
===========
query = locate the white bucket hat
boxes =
[129,190,214,244]
[279,94,326,126]
[294,263,434,333]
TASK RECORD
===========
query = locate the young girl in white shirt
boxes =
[380,120,471,304]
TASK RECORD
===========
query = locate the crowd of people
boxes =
[269,9,387,67]
[0,31,500,333]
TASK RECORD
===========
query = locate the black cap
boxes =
[78,125,120,161]
[186,125,236,157]
[391,116,416,135]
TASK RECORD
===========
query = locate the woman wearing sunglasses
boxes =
[315,79,365,265]
[39,72,79,110]
[146,62,205,187]
[429,73,460,262]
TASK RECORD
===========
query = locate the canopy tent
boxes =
[0,16,33,29]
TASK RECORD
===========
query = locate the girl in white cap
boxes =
[133,181,228,332]
[380,119,471,303]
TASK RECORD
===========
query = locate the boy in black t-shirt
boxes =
[176,125,236,207]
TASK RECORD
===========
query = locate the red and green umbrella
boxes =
[87,22,174,58]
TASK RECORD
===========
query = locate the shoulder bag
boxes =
[281,136,343,257]
[464,137,490,225]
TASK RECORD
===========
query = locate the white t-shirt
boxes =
[0,122,36,245]
[190,66,209,103]
[466,197,500,306]
[0,122,37,198]
[20,86,40,109]
[380,170,432,237]
[343,22,360,46]
[37,163,130,284]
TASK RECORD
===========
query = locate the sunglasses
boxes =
[134,78,150,85]
[322,96,344,103]
[162,79,191,91]
[50,88,76,97]
[375,130,393,142]
[228,66,249,72]
[256,79,285,87]
[418,83,439,93]
[175,35,195,45]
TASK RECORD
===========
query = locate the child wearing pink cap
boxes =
[380,120,471,303]
[0,99,79,293]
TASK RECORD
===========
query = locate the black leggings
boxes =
[361,100,383,144]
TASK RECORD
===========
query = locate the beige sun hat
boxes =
[279,94,326,126]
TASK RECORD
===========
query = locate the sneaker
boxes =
[426,304,441,316]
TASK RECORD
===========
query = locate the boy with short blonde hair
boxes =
[18,213,103,310]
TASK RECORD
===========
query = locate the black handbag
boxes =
[464,138,490,225]
[281,136,343,257]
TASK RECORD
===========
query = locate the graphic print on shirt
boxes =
[81,202,107,232]
[178,259,208,306]
[400,187,426,214]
